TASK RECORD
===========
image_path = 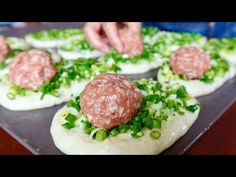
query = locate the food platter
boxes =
[0,22,236,155]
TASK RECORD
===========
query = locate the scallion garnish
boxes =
[62,122,75,129]
[110,128,120,137]
[61,112,78,130]
[186,104,200,113]
[95,130,108,142]
[150,130,161,140]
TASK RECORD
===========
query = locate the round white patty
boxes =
[50,98,200,155]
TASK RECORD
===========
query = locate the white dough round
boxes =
[158,65,236,97]
[0,80,88,111]
[6,37,30,50]
[25,35,82,49]
[114,55,165,75]
[50,98,200,155]
[57,50,103,60]
[220,50,236,65]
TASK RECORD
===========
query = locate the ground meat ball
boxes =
[119,29,143,56]
[0,36,11,63]
[171,46,211,79]
[80,73,142,129]
[9,49,56,89]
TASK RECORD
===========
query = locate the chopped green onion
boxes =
[118,124,130,133]
[7,93,16,100]
[152,119,161,128]
[177,110,185,115]
[64,113,77,124]
[143,118,153,129]
[147,94,161,103]
[176,86,188,99]
[130,123,142,134]
[7,85,26,100]
[51,90,60,97]
[110,128,120,137]
[95,130,108,142]
[62,122,75,129]
[0,62,8,70]
[67,97,81,112]
[150,130,161,140]
[186,104,200,113]
[131,131,144,138]
[82,120,96,135]
[167,99,175,108]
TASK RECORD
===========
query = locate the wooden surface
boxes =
[1,101,236,155]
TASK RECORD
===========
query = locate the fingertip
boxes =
[116,44,123,53]
[101,46,110,53]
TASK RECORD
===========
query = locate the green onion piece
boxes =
[7,93,16,100]
[110,128,120,137]
[131,131,144,138]
[130,123,142,134]
[152,82,162,91]
[65,113,77,124]
[176,86,188,99]
[51,90,60,97]
[147,94,161,103]
[83,121,96,135]
[143,118,153,129]
[186,104,200,113]
[95,129,108,142]
[67,99,80,112]
[177,110,185,115]
[167,99,175,108]
[150,130,161,140]
[0,62,8,70]
[62,122,75,129]
[118,124,130,133]
[152,119,161,128]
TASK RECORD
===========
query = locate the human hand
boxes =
[83,22,143,56]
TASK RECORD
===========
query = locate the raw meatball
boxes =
[0,36,11,63]
[80,73,142,129]
[9,49,56,89]
[171,46,211,79]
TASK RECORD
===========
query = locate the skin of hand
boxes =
[83,22,143,56]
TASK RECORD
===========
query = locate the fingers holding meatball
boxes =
[83,22,143,56]
[119,29,143,56]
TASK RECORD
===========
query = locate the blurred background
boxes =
[1,22,236,38]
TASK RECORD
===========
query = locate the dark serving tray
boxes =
[1,23,236,155]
